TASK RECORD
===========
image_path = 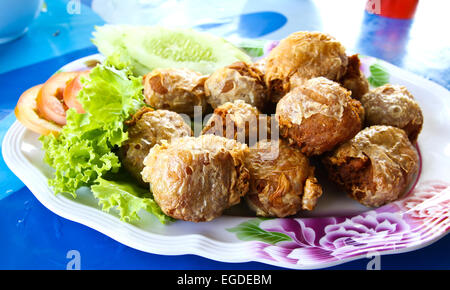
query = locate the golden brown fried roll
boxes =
[322,125,419,207]
[141,135,250,222]
[118,108,192,184]
[143,68,207,116]
[360,84,423,143]
[264,31,348,102]
[245,139,322,217]
[276,77,363,156]
[204,61,267,111]
[253,57,267,75]
[339,54,369,100]
[201,100,271,146]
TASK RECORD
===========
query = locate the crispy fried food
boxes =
[322,125,419,207]
[360,84,423,143]
[201,100,271,146]
[141,135,250,222]
[339,54,369,100]
[253,57,267,75]
[118,108,192,184]
[264,31,348,102]
[276,77,363,156]
[143,68,207,116]
[245,139,322,217]
[204,61,267,111]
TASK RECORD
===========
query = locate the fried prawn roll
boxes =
[204,61,267,111]
[276,77,363,156]
[143,68,207,116]
[141,135,250,222]
[245,139,323,217]
[360,84,423,143]
[201,100,271,146]
[119,108,192,184]
[339,54,369,100]
[322,125,419,207]
[264,31,348,102]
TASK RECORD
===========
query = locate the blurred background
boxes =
[1,0,449,89]
[0,0,449,269]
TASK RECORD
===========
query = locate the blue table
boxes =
[0,0,449,270]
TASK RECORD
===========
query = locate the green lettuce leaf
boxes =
[41,64,143,197]
[91,173,173,224]
[367,63,390,87]
[40,63,170,223]
[40,129,122,197]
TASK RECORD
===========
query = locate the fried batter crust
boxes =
[264,31,348,102]
[339,54,369,100]
[360,84,423,143]
[204,62,267,110]
[141,135,250,222]
[276,77,363,156]
[245,139,322,217]
[201,100,271,146]
[119,108,192,184]
[143,68,207,116]
[322,125,419,207]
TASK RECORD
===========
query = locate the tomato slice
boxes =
[36,72,79,126]
[63,70,89,114]
[15,85,62,136]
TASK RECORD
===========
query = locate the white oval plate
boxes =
[3,52,450,269]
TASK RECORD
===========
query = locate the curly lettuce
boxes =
[91,174,173,224]
[40,63,169,223]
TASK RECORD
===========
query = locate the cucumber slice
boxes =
[92,25,251,75]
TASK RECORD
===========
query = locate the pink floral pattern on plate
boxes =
[228,180,450,267]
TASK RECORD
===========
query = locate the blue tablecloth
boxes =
[0,0,449,270]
